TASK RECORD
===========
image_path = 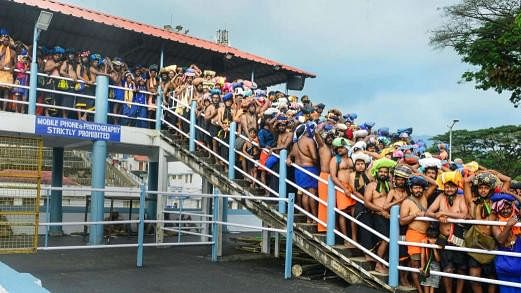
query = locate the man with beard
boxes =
[58,50,78,118]
[463,170,511,293]
[239,101,258,171]
[109,57,125,123]
[216,93,235,164]
[75,50,93,120]
[317,127,335,233]
[205,91,221,155]
[400,174,437,292]
[363,158,397,273]
[426,171,468,293]
[330,137,360,245]
[349,152,372,242]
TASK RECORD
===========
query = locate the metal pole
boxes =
[388,205,400,288]
[189,100,196,152]
[284,192,295,279]
[28,25,40,115]
[155,45,164,131]
[250,69,255,82]
[326,175,336,246]
[227,122,237,180]
[137,184,145,267]
[278,149,287,213]
[449,127,453,162]
[89,75,109,245]
[49,147,64,236]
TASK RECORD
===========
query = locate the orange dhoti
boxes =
[336,180,356,210]
[317,172,329,232]
[405,229,427,257]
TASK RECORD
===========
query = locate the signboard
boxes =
[35,116,121,142]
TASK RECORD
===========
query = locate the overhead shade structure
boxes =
[0,0,316,88]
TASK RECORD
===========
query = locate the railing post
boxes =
[284,192,295,279]
[227,122,237,180]
[189,100,197,152]
[89,75,109,245]
[211,190,219,262]
[137,184,146,268]
[28,24,40,115]
[155,45,164,131]
[278,150,287,213]
[44,188,50,248]
[326,176,336,246]
[49,147,64,236]
[388,205,400,288]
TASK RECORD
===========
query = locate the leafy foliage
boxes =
[430,125,521,178]
[431,0,521,106]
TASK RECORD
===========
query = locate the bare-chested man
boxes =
[239,101,258,171]
[330,137,362,245]
[400,174,437,292]
[0,30,15,111]
[109,57,125,123]
[363,158,397,273]
[205,92,221,155]
[43,46,65,116]
[216,93,235,164]
[287,122,319,221]
[349,152,372,242]
[426,171,468,293]
[59,51,78,118]
[463,170,510,293]
[316,128,335,232]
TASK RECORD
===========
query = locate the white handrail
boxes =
[398,240,521,257]
[398,265,521,288]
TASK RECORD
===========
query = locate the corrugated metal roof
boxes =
[11,0,316,79]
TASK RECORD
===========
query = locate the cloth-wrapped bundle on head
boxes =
[370,158,397,177]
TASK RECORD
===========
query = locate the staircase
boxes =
[42,149,140,187]
[158,132,416,292]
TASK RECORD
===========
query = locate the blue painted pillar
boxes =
[278,149,287,213]
[227,122,237,180]
[189,100,196,152]
[89,75,109,245]
[49,147,64,235]
[146,162,158,220]
[326,176,336,246]
[28,25,40,115]
[211,190,219,262]
[284,192,295,279]
[155,45,164,131]
[388,205,400,288]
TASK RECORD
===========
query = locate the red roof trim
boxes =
[13,0,316,78]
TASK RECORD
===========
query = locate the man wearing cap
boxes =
[463,170,511,293]
[0,29,15,112]
[400,174,438,292]
[364,158,397,273]
[426,171,468,293]
[330,137,360,245]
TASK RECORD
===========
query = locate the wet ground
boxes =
[0,233,384,293]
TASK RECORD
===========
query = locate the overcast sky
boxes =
[62,0,520,135]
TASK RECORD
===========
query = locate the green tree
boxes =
[431,0,521,107]
[430,125,521,178]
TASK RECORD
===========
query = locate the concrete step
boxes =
[368,270,388,283]
[233,179,250,188]
[397,285,418,293]
[332,244,364,257]
[293,213,308,223]
[208,164,225,172]
[312,233,326,243]
[348,256,376,271]
[296,223,318,233]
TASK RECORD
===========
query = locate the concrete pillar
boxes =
[89,75,109,245]
[146,161,158,220]
[155,148,168,243]
[49,147,64,236]
[200,178,213,242]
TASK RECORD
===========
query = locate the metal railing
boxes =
[160,97,521,290]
